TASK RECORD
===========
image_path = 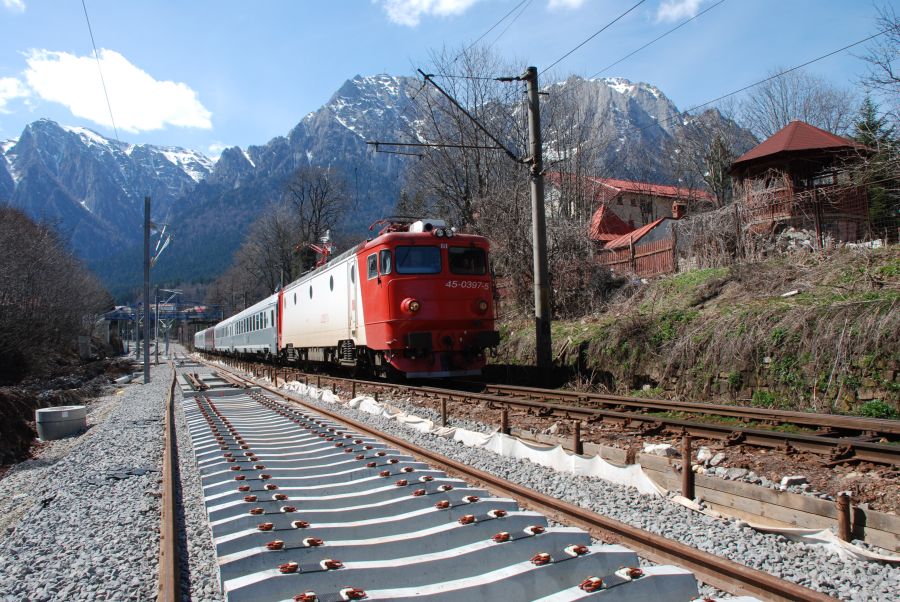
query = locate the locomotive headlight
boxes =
[446,228,455,238]
[434,228,445,238]
[402,298,421,314]
[476,299,488,314]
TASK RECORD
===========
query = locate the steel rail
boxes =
[483,383,900,437]
[205,358,900,465]
[157,365,181,602]
[211,361,835,602]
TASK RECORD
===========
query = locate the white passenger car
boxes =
[214,293,278,357]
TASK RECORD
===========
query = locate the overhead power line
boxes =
[674,26,898,123]
[541,0,648,75]
[368,141,504,151]
[588,0,727,79]
[454,0,532,65]
[80,0,119,142]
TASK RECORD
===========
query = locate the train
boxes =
[194,218,500,378]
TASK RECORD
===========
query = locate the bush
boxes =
[752,390,778,408]
[857,400,898,419]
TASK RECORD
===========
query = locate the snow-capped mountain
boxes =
[1,74,754,297]
[0,120,215,263]
[160,75,420,287]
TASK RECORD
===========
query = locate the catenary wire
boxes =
[80,0,119,142]
[541,0,648,76]
[588,0,728,79]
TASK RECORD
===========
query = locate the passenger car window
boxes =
[379,250,392,275]
[367,254,378,279]
[395,246,441,274]
[449,247,487,275]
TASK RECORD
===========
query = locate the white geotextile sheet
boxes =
[282,381,340,403]
[672,496,900,565]
[343,394,664,496]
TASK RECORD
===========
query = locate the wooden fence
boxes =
[599,237,676,278]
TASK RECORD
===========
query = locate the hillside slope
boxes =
[496,247,899,416]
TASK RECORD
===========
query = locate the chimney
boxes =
[672,201,686,220]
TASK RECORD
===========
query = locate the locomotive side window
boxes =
[367,254,378,279]
[350,264,356,283]
[395,246,441,274]
[379,250,392,275]
[449,247,487,275]
[329,275,334,291]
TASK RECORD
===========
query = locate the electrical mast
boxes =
[523,66,552,369]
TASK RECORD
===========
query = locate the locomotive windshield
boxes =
[449,247,486,275]
[395,246,441,274]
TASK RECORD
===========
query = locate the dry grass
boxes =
[495,246,900,413]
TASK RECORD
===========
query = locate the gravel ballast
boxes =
[283,384,899,602]
[0,363,170,602]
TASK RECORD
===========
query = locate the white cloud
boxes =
[207,141,227,159]
[548,0,586,10]
[379,0,481,27]
[656,0,703,22]
[23,49,212,133]
[2,0,25,13]
[0,77,30,113]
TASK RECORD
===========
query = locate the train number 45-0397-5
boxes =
[445,280,490,289]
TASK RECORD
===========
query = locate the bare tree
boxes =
[401,45,528,230]
[233,202,303,292]
[400,46,614,316]
[285,165,350,266]
[859,4,900,123]
[665,107,757,208]
[0,207,112,382]
[740,68,858,138]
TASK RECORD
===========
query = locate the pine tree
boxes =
[852,96,898,239]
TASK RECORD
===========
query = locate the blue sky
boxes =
[0,0,890,157]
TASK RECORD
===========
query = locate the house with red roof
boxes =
[546,172,714,247]
[730,120,870,243]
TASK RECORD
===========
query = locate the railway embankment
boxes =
[0,354,134,470]
[495,246,899,417]
[0,362,169,601]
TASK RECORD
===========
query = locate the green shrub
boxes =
[857,400,898,419]
[752,390,777,408]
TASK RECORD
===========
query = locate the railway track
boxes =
[201,356,900,467]
[177,359,844,601]
[183,377,698,601]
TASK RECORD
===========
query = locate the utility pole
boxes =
[143,196,151,383]
[133,305,139,359]
[524,66,553,370]
[154,286,159,365]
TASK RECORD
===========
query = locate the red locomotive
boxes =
[195,218,500,378]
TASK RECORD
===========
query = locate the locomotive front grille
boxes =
[405,332,433,351]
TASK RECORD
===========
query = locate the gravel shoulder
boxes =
[0,363,170,602]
